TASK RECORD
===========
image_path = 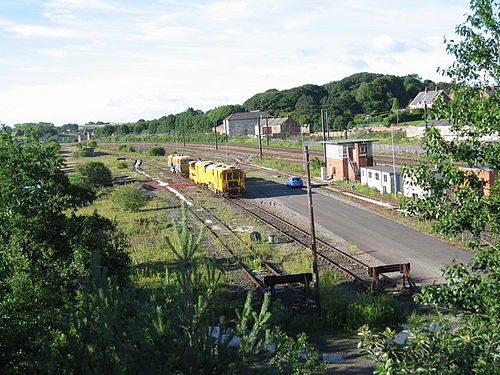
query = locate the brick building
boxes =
[324,139,375,181]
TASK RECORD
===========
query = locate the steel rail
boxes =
[226,199,375,290]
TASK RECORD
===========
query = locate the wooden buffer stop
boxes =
[264,273,313,295]
[368,263,416,294]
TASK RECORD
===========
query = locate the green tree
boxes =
[402,0,499,239]
[148,145,166,156]
[72,161,113,188]
[360,1,500,373]
[0,135,130,373]
[113,185,148,211]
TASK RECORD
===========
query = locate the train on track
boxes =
[166,154,245,197]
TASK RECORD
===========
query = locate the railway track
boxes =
[133,156,308,296]
[186,197,285,290]
[228,198,399,292]
[100,141,422,167]
[118,153,399,293]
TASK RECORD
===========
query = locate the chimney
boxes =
[436,85,439,91]
[424,87,428,93]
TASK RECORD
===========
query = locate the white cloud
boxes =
[6,24,94,38]
[136,25,197,41]
[44,0,122,12]
[371,35,397,51]
[201,1,252,21]
[284,13,318,30]
[36,48,67,57]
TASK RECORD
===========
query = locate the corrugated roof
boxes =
[259,117,287,126]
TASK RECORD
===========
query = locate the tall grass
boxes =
[271,269,404,333]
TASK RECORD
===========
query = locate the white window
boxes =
[375,173,379,180]
[368,171,372,178]
[383,174,387,182]
[360,145,367,153]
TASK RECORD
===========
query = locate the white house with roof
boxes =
[360,166,402,194]
[222,110,270,137]
[408,88,451,111]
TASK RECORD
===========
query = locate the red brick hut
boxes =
[323,139,376,181]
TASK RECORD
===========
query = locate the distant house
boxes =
[360,166,402,194]
[222,110,270,137]
[405,120,452,139]
[406,119,499,142]
[408,88,451,111]
[257,115,301,138]
[78,128,95,142]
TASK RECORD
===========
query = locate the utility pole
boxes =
[391,128,398,197]
[303,145,321,315]
[326,111,330,139]
[182,122,186,147]
[265,116,270,146]
[258,115,263,159]
[321,109,327,164]
[424,101,428,128]
[214,122,218,150]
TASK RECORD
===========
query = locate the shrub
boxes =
[148,146,165,156]
[346,295,403,329]
[72,148,92,157]
[116,144,136,152]
[116,161,128,169]
[86,140,97,148]
[113,185,148,211]
[73,161,112,188]
[383,110,423,126]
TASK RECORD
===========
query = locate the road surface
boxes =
[245,176,472,283]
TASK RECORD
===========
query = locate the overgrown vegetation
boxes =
[360,1,499,373]
[113,184,149,212]
[70,161,113,189]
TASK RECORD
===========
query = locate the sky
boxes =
[0,0,470,126]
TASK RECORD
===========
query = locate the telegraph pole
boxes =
[214,122,218,150]
[303,145,321,315]
[321,109,327,164]
[326,111,330,139]
[266,116,270,146]
[258,115,263,159]
[182,122,186,147]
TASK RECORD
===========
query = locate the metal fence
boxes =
[373,143,424,154]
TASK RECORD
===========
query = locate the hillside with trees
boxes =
[86,73,452,138]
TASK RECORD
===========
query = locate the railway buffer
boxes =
[368,263,416,294]
[264,273,312,296]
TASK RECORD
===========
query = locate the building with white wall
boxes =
[360,166,402,194]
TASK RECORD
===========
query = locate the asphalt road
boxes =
[246,176,472,284]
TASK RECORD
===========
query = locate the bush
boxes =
[117,144,136,152]
[116,161,128,169]
[383,110,423,126]
[73,161,112,188]
[86,140,97,148]
[113,185,148,211]
[72,148,92,158]
[346,295,403,329]
[148,146,165,156]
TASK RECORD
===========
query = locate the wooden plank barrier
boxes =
[368,263,416,294]
[264,273,313,295]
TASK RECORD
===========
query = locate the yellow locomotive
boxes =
[166,154,193,177]
[189,160,245,197]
